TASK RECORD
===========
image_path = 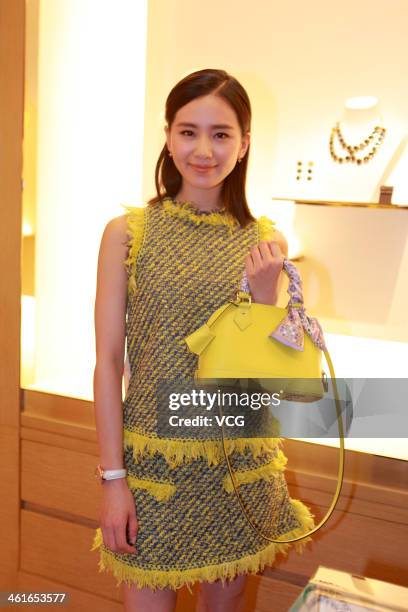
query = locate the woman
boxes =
[91,68,315,612]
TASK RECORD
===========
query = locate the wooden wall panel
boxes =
[21,439,101,519]
[284,438,408,492]
[21,510,118,600]
[18,571,123,612]
[0,0,25,590]
[264,507,408,585]
[0,430,20,589]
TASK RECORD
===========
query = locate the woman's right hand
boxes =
[99,478,138,554]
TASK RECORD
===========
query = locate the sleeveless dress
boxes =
[90,197,316,592]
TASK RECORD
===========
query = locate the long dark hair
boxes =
[147,68,255,227]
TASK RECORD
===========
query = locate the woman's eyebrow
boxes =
[175,122,234,130]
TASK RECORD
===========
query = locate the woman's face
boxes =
[165,94,249,194]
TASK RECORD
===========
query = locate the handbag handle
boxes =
[219,347,345,544]
[240,258,304,307]
[240,257,326,353]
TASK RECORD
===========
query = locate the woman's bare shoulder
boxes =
[101,214,129,250]
[105,213,128,234]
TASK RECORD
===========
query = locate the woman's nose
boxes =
[194,136,213,158]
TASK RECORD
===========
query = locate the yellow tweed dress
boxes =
[90,197,316,591]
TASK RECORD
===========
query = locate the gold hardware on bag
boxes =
[234,290,251,305]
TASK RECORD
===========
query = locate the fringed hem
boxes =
[89,497,315,592]
[123,428,284,468]
[222,448,288,493]
[257,215,276,241]
[126,475,176,501]
[121,204,146,297]
[162,197,240,230]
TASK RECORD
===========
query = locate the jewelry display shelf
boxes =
[273,197,408,209]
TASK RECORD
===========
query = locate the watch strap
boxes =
[95,464,127,481]
[104,468,127,480]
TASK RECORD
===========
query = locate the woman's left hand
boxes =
[245,240,285,305]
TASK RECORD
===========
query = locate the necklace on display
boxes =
[329,122,386,164]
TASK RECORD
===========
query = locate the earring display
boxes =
[296,161,314,181]
[330,122,386,165]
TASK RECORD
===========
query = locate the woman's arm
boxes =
[93,214,129,470]
[93,214,139,554]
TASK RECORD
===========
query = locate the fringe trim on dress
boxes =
[123,428,284,469]
[222,448,288,493]
[162,197,240,231]
[257,215,276,241]
[121,204,146,297]
[89,497,315,592]
[126,475,176,501]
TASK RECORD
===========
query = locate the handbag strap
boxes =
[220,346,345,544]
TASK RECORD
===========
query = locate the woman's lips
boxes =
[190,164,216,173]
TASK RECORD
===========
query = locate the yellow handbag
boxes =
[184,258,345,544]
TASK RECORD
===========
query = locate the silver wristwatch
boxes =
[94,464,127,483]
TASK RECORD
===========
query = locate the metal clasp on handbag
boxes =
[234,290,251,305]
[232,290,252,330]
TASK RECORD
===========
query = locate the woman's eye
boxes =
[179,130,229,139]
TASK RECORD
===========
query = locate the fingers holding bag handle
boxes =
[244,240,285,305]
[241,253,305,307]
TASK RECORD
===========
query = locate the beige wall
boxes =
[142,0,408,345]
[142,0,408,206]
